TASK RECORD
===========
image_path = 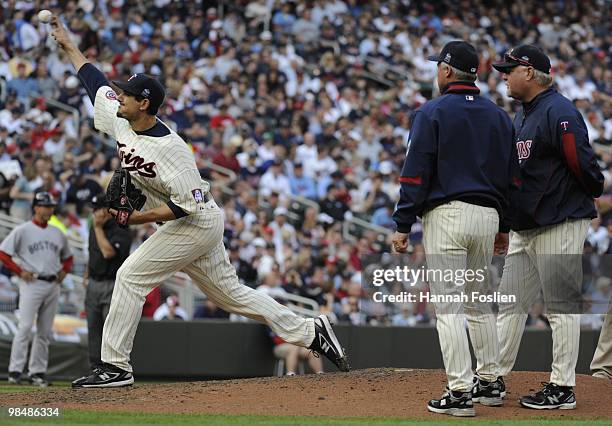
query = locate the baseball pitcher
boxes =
[47,15,348,388]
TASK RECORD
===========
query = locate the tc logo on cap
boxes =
[444,53,451,63]
[142,88,150,97]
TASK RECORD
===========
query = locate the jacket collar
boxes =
[523,87,555,114]
[441,81,480,95]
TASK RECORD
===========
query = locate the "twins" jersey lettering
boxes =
[516,140,532,162]
[116,142,156,178]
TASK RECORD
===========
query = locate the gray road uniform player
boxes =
[0,192,72,386]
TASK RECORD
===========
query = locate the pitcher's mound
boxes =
[1,368,610,419]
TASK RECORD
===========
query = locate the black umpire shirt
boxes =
[88,219,132,281]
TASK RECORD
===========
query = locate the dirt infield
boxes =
[1,369,611,419]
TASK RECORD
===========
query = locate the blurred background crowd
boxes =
[0,0,609,329]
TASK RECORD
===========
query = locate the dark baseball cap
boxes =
[112,74,165,114]
[428,41,479,74]
[91,193,106,209]
[33,191,57,207]
[492,45,551,74]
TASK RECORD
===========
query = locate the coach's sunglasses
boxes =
[505,53,533,68]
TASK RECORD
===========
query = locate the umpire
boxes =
[82,194,132,372]
[493,45,604,410]
[392,41,518,417]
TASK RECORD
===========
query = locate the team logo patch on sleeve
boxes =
[191,189,204,203]
[106,90,117,100]
[560,121,569,132]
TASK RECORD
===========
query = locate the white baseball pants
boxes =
[497,219,589,386]
[101,200,315,372]
[422,201,500,392]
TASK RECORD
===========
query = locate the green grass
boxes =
[0,412,610,425]
[0,382,71,393]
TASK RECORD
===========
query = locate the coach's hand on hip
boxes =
[391,231,409,253]
[494,232,509,256]
[20,270,34,282]
[56,270,67,284]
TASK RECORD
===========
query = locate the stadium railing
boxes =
[342,215,391,247]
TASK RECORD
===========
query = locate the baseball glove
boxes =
[106,169,147,228]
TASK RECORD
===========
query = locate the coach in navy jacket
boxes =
[494,46,603,231]
[392,44,519,243]
[391,41,519,416]
[493,44,604,410]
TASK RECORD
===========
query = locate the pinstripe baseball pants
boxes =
[101,200,315,372]
[497,219,589,386]
[590,300,612,379]
[422,201,500,391]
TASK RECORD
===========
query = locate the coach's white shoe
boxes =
[71,363,134,388]
[309,315,350,372]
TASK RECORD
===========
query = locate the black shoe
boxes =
[309,315,350,372]
[8,371,21,385]
[427,388,476,417]
[472,376,503,406]
[519,382,576,410]
[71,363,134,388]
[29,373,50,387]
[72,366,104,387]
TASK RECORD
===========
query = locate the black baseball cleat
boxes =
[427,388,476,417]
[29,373,51,387]
[309,315,350,372]
[71,363,134,388]
[519,382,576,410]
[72,366,103,387]
[8,371,21,385]
[472,376,504,406]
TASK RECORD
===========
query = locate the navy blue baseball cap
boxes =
[493,45,551,74]
[112,74,165,114]
[428,41,479,74]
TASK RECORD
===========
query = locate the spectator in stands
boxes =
[153,295,188,321]
[269,327,323,376]
[7,62,37,105]
[319,185,349,222]
[65,170,102,215]
[289,162,317,200]
[193,299,230,319]
[212,134,242,176]
[259,159,291,198]
[8,166,36,221]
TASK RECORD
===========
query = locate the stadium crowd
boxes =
[0,0,610,329]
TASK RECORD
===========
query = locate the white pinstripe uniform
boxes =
[497,219,589,386]
[422,201,501,392]
[92,86,315,372]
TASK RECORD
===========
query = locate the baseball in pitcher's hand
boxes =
[50,16,73,50]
